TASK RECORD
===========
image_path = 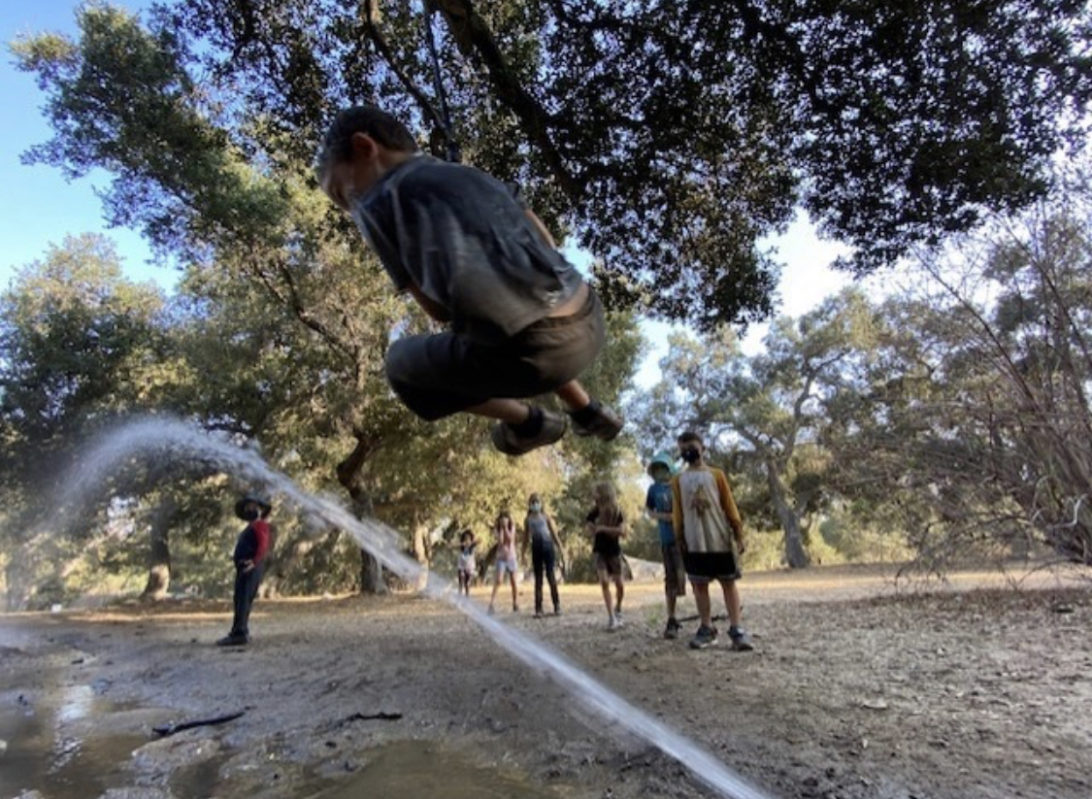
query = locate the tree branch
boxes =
[431,0,581,198]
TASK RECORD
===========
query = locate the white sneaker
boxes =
[607,615,622,631]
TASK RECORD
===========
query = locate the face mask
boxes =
[681,448,701,464]
[530,502,542,512]
[243,508,260,521]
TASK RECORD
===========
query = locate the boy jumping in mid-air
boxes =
[671,432,754,651]
[317,106,622,455]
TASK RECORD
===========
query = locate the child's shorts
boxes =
[496,554,519,578]
[595,553,623,579]
[684,551,742,584]
[661,542,687,597]
[384,290,605,421]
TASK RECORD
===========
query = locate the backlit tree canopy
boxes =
[15,0,1092,327]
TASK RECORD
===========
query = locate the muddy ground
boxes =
[2,562,1091,799]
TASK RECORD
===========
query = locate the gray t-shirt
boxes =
[351,155,585,342]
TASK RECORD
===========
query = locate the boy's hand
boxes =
[241,559,256,573]
[735,537,746,555]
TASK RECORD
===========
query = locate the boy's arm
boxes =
[715,470,746,548]
[520,517,530,560]
[597,512,627,538]
[525,209,557,248]
[671,477,686,553]
[645,488,670,522]
[546,514,563,551]
[406,284,451,323]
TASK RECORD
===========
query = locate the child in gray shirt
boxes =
[318,106,622,455]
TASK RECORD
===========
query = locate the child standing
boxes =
[317,106,622,455]
[585,482,627,630]
[488,512,520,614]
[522,493,564,617]
[645,451,686,639]
[457,530,477,596]
[671,432,754,651]
[218,493,272,647]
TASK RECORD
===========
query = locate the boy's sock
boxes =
[511,406,545,437]
[568,400,602,427]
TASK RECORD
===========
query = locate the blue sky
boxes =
[1,0,164,290]
[2,1,856,383]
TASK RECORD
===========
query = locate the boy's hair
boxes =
[593,481,620,518]
[317,106,418,177]
[677,431,703,447]
[459,529,473,542]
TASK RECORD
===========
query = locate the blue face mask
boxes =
[530,502,542,513]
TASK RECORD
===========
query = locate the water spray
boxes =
[62,416,773,799]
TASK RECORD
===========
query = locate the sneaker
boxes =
[607,615,622,631]
[663,617,681,640]
[568,400,624,441]
[729,626,754,651]
[688,625,719,650]
[533,609,544,619]
[216,633,248,647]
[553,606,562,616]
[613,607,623,623]
[491,409,568,455]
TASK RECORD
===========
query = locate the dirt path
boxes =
[2,563,1090,799]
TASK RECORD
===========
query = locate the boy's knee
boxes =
[384,338,415,385]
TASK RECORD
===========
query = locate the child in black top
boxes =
[585,481,627,630]
[317,106,623,456]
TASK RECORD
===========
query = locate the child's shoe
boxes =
[491,409,567,455]
[567,400,623,441]
[688,625,719,649]
[663,617,681,640]
[216,632,248,647]
[729,626,754,651]
[607,614,623,631]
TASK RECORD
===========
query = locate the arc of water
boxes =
[62,417,773,799]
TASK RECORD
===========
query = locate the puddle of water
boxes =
[169,751,236,799]
[311,740,563,799]
[0,689,146,799]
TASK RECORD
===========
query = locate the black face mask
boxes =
[681,448,701,464]
[243,508,260,522]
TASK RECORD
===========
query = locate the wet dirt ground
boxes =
[2,562,1090,799]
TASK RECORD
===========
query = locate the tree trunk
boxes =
[766,460,810,568]
[412,523,431,591]
[141,498,174,600]
[336,432,388,594]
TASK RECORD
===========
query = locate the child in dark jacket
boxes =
[217,494,272,646]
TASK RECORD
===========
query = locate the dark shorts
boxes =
[595,553,623,579]
[683,551,741,584]
[385,289,605,421]
[661,542,687,597]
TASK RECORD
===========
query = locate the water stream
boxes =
[60,416,772,799]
